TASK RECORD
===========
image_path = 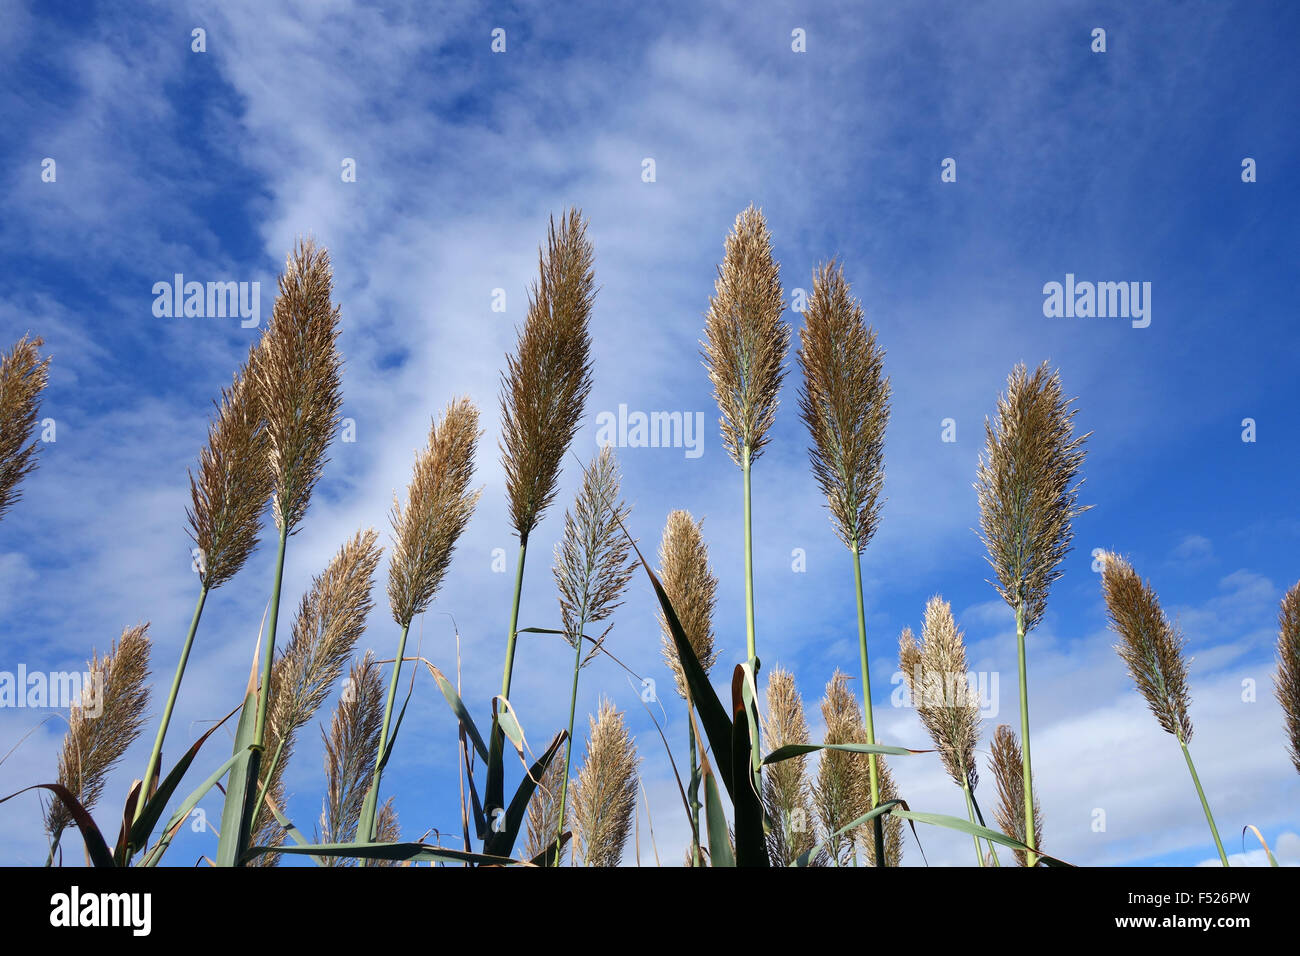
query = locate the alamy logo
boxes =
[0,666,102,715]
[50,887,151,936]
[594,404,705,459]
[1042,273,1151,328]
[152,274,261,327]
[890,667,1000,719]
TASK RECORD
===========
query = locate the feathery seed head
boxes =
[813,670,870,865]
[898,597,981,790]
[0,334,51,523]
[499,209,596,540]
[318,652,386,859]
[47,624,152,840]
[762,666,818,866]
[186,347,270,590]
[1275,581,1300,775]
[573,698,639,867]
[524,740,570,864]
[253,238,344,535]
[387,397,482,627]
[1100,552,1194,741]
[656,509,719,698]
[552,444,635,661]
[256,529,382,847]
[797,260,891,552]
[702,204,788,466]
[975,361,1091,632]
[371,798,402,865]
[990,724,1043,866]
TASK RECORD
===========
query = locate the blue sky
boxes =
[2,0,1298,866]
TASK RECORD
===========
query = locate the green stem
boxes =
[968,787,1001,866]
[962,781,985,866]
[741,445,762,784]
[1179,735,1229,866]
[500,537,529,699]
[742,446,756,666]
[687,708,702,867]
[250,736,288,827]
[554,627,585,865]
[367,622,411,839]
[231,526,288,867]
[851,547,885,866]
[132,585,209,831]
[253,527,289,751]
[1015,603,1037,867]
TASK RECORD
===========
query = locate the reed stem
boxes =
[962,780,985,866]
[132,585,209,831]
[742,446,756,667]
[253,527,290,751]
[233,525,288,867]
[1179,734,1229,866]
[500,538,529,699]
[687,708,702,867]
[1015,602,1038,867]
[368,622,411,839]
[554,625,585,865]
[969,787,1001,866]
[851,547,885,866]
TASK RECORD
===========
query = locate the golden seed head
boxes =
[797,260,891,552]
[813,670,871,866]
[252,238,345,536]
[47,624,152,839]
[975,361,1091,632]
[573,698,639,867]
[387,397,483,627]
[524,739,569,864]
[989,724,1043,866]
[761,666,818,866]
[552,444,635,662]
[898,596,981,790]
[702,204,789,466]
[318,652,386,860]
[0,334,52,523]
[656,509,719,699]
[1100,552,1194,741]
[1277,580,1300,776]
[499,209,596,540]
[187,346,270,590]
[255,529,382,848]
[371,798,402,865]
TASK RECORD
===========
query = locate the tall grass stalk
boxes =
[370,397,481,845]
[572,699,639,866]
[1101,551,1227,865]
[213,238,343,865]
[976,362,1089,868]
[703,205,787,708]
[899,597,985,866]
[797,260,890,863]
[656,509,718,867]
[550,446,633,863]
[498,209,595,700]
[1013,604,1037,866]
[45,625,152,864]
